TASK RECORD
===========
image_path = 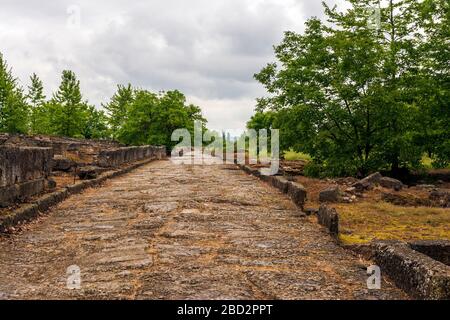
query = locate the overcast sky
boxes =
[0,0,345,132]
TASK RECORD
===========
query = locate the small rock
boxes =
[380,177,404,190]
[319,185,340,203]
[352,172,382,191]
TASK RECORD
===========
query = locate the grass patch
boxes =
[421,154,433,169]
[336,202,450,244]
[420,153,450,169]
[283,149,311,161]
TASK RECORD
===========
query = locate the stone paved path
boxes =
[0,160,407,299]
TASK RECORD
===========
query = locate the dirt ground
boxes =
[0,160,407,299]
[293,176,450,244]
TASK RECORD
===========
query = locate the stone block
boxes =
[287,182,307,209]
[317,205,339,236]
[373,242,450,300]
[319,185,340,203]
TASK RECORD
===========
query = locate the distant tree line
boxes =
[248,0,449,176]
[0,53,206,148]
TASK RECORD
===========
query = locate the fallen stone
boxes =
[352,172,382,191]
[319,186,340,203]
[317,205,339,236]
[380,176,404,190]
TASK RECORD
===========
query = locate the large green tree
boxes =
[81,104,109,139]
[411,0,450,167]
[117,89,206,148]
[0,53,29,134]
[253,0,441,176]
[51,70,86,137]
[103,84,134,139]
[26,73,46,134]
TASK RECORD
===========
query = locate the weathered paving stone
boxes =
[0,160,407,299]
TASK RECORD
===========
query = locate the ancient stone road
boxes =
[0,160,407,299]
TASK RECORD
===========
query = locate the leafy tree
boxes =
[117,89,206,148]
[27,73,46,108]
[103,84,134,139]
[27,73,46,134]
[51,70,85,137]
[246,111,275,132]
[253,0,433,176]
[30,102,56,135]
[117,90,159,145]
[0,53,29,134]
[411,0,450,167]
[81,105,109,139]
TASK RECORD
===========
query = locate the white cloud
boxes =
[0,0,347,131]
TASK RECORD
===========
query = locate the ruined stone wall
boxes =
[0,146,53,207]
[0,134,166,206]
[0,133,123,156]
[409,240,450,266]
[96,146,166,168]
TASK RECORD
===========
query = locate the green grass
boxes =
[421,154,433,169]
[283,149,311,161]
[420,154,450,169]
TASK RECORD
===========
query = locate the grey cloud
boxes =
[0,0,347,131]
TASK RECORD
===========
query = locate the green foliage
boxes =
[81,105,110,139]
[27,73,46,134]
[51,70,86,137]
[283,150,311,161]
[0,53,205,145]
[411,0,450,168]
[246,111,276,131]
[252,0,449,176]
[116,89,206,148]
[103,84,133,139]
[0,53,29,133]
[30,101,57,135]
